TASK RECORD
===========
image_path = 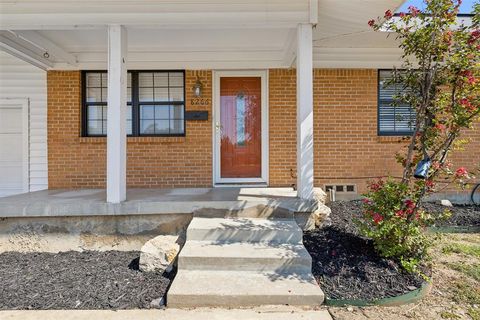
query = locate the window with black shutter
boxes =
[378,70,415,136]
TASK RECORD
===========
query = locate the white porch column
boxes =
[107,25,127,203]
[296,23,314,200]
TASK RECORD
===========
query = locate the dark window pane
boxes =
[170,105,184,119]
[101,88,108,102]
[378,70,415,135]
[155,120,170,134]
[154,73,169,87]
[139,73,153,87]
[155,105,170,119]
[154,87,169,102]
[101,73,108,85]
[170,120,184,134]
[84,71,185,137]
[86,73,101,87]
[140,120,155,134]
[140,105,155,119]
[126,120,132,135]
[169,87,184,102]
[139,87,154,102]
[169,72,184,87]
[86,88,101,103]
[88,105,103,120]
[88,120,103,135]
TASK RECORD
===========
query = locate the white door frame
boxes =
[0,98,29,194]
[212,70,269,185]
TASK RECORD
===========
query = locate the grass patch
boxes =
[448,263,480,281]
[442,243,480,258]
[468,308,480,320]
[440,310,461,319]
[451,280,480,305]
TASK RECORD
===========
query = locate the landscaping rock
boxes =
[313,187,327,204]
[139,235,185,273]
[303,203,332,231]
[441,199,453,207]
[150,297,165,309]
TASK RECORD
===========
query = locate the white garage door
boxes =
[0,99,28,197]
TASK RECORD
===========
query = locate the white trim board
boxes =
[0,98,30,195]
[212,70,269,186]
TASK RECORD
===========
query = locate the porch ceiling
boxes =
[0,0,407,70]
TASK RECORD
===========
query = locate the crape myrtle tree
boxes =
[360,0,480,274]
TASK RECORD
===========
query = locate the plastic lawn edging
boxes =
[427,226,480,234]
[324,280,432,307]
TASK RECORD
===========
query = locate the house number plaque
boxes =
[190,98,210,106]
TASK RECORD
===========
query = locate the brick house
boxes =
[0,0,478,203]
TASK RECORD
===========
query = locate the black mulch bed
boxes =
[423,202,480,228]
[304,200,478,301]
[0,251,172,310]
[325,200,479,233]
[304,227,426,301]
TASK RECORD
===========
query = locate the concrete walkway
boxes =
[1,308,332,320]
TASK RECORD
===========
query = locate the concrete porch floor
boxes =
[0,188,317,218]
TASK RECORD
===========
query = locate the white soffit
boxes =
[312,0,406,68]
[0,0,309,30]
[0,0,411,69]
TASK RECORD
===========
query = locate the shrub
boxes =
[359,0,479,274]
[358,178,450,274]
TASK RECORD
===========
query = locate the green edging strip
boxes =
[428,226,480,234]
[325,280,432,307]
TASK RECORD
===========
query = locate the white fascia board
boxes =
[0,12,310,30]
[13,31,77,66]
[0,33,53,70]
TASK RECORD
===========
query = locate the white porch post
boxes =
[106,25,127,203]
[296,23,314,200]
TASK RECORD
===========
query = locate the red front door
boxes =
[220,77,262,178]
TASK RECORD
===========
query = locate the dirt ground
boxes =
[328,232,480,320]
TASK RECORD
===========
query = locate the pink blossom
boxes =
[368,19,375,27]
[372,213,384,224]
[468,29,480,45]
[395,210,406,218]
[384,10,393,20]
[408,6,420,17]
[455,167,468,178]
[405,199,416,209]
[435,123,446,132]
[362,198,372,205]
[425,180,435,189]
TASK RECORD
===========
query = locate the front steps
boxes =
[167,217,324,308]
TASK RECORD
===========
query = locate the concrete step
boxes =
[167,270,325,308]
[186,218,303,243]
[178,240,312,272]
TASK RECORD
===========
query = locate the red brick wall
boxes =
[47,70,212,188]
[268,68,480,193]
[268,69,297,186]
[48,69,479,192]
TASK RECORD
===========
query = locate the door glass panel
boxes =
[236,94,246,146]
